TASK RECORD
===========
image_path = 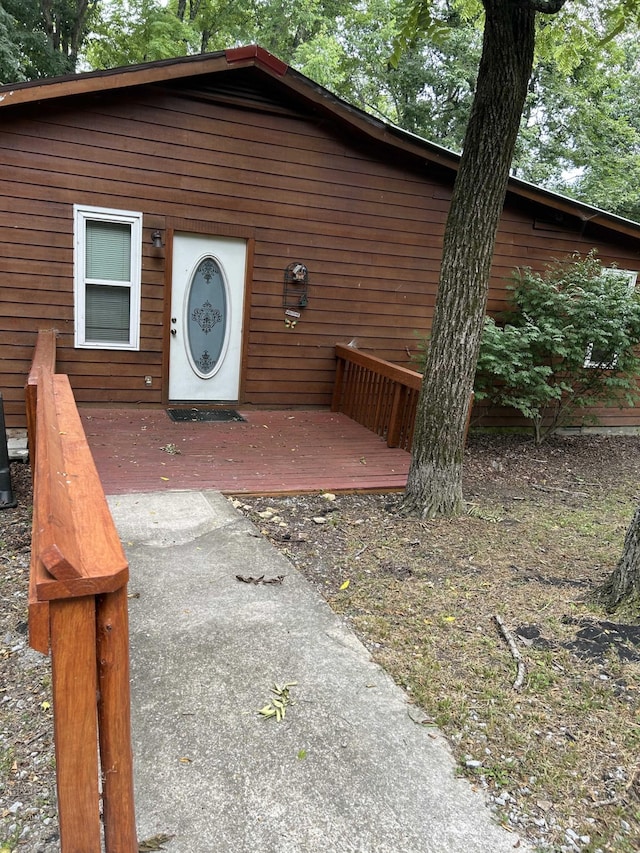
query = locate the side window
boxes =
[74,205,142,350]
[584,269,638,369]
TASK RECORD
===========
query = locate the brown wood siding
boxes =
[1,83,639,429]
[473,400,640,433]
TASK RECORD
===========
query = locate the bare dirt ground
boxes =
[2,434,640,852]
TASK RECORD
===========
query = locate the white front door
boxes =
[169,233,247,402]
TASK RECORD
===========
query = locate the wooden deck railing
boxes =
[331,343,423,451]
[25,330,137,853]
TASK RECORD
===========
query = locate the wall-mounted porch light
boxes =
[151,230,164,249]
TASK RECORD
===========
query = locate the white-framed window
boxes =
[584,268,638,369]
[74,204,143,350]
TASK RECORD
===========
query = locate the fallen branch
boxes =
[591,797,621,808]
[532,484,587,498]
[494,614,526,690]
[626,765,639,793]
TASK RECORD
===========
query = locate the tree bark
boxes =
[598,504,640,611]
[404,0,565,517]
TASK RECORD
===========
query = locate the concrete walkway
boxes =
[107,490,528,853]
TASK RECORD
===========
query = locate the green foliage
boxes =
[0,4,27,82]
[389,2,640,220]
[85,0,199,68]
[0,0,73,82]
[514,35,640,222]
[0,0,106,82]
[474,253,640,443]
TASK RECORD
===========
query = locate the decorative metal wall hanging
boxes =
[283,262,309,310]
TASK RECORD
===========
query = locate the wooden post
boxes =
[387,383,406,448]
[25,329,57,473]
[331,353,346,412]
[96,587,138,853]
[49,596,102,853]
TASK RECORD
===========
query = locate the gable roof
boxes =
[1,44,639,242]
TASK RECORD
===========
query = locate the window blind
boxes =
[85,285,131,342]
[86,220,131,281]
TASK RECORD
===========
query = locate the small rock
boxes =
[8,801,23,814]
[312,516,327,525]
[322,493,337,501]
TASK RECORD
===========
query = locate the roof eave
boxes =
[506,178,640,239]
[0,50,234,107]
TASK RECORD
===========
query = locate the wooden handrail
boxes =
[31,374,129,603]
[332,343,422,399]
[332,343,423,451]
[26,331,137,853]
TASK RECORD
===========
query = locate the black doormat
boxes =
[167,408,246,423]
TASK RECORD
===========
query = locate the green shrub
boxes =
[473,252,640,443]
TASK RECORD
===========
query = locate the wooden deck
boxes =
[79,408,411,496]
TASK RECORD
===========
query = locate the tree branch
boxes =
[494,614,526,690]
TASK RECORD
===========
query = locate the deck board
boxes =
[79,408,410,496]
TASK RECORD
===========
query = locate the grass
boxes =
[335,494,640,851]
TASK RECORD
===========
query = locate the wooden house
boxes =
[2,45,640,431]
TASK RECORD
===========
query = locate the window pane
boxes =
[587,345,618,369]
[86,220,131,281]
[86,285,131,342]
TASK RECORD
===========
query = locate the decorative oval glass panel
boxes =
[185,256,229,379]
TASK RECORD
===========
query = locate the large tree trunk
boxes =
[404,0,553,517]
[598,505,640,611]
